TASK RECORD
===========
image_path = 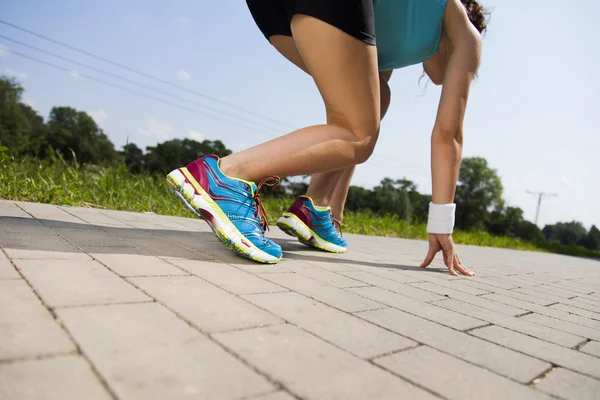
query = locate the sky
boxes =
[1,0,598,229]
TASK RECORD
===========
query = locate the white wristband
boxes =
[426,203,456,234]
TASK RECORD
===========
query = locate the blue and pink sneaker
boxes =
[277,195,347,253]
[166,155,282,264]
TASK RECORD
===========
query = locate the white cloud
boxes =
[176,69,190,81]
[137,118,173,141]
[188,129,205,142]
[22,98,36,109]
[178,16,191,25]
[88,109,109,126]
[69,70,81,80]
[4,68,27,80]
[0,44,8,57]
[558,177,571,186]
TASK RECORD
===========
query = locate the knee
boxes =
[327,108,380,164]
[354,133,378,164]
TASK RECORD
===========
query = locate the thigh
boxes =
[290,13,381,141]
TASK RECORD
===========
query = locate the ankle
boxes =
[219,157,246,181]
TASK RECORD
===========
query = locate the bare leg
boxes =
[309,70,393,220]
[219,15,380,187]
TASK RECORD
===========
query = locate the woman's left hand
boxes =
[420,233,474,277]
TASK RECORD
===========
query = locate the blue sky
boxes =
[1,0,598,229]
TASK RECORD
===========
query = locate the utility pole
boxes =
[526,191,557,225]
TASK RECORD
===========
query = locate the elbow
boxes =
[432,126,463,146]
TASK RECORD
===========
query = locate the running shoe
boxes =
[166,155,282,263]
[277,195,347,253]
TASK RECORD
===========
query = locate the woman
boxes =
[167,0,484,276]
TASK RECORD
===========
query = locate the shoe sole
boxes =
[166,168,281,264]
[277,213,347,254]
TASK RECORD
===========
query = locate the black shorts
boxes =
[246,0,376,45]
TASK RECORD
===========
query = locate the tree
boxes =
[46,106,117,164]
[372,178,412,220]
[578,225,600,251]
[120,142,145,174]
[455,157,504,230]
[144,138,232,175]
[542,221,587,246]
[486,206,525,236]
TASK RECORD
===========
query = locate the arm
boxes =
[421,0,481,276]
[431,0,481,204]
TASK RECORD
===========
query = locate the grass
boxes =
[1,153,596,258]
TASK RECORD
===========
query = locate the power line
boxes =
[0,34,283,136]
[7,49,280,137]
[526,191,557,225]
[0,18,296,130]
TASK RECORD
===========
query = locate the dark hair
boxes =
[461,0,489,34]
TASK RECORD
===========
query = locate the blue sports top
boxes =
[374,0,448,71]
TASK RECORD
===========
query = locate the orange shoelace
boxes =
[253,176,281,232]
[333,217,343,235]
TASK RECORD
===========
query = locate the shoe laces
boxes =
[252,176,281,232]
[332,217,343,236]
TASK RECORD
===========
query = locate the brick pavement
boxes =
[1,200,600,400]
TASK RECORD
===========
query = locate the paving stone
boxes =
[0,280,75,361]
[560,298,600,314]
[258,272,383,312]
[510,288,579,306]
[57,303,273,400]
[482,293,600,330]
[17,202,86,224]
[214,324,440,400]
[0,250,19,279]
[0,202,32,218]
[0,355,112,400]
[571,295,600,306]
[349,286,486,331]
[551,303,600,321]
[579,341,600,357]
[470,325,600,379]
[356,307,550,383]
[243,292,415,358]
[92,253,188,276]
[3,248,92,261]
[171,259,287,294]
[130,276,282,332]
[410,282,528,315]
[281,261,368,288]
[339,271,445,302]
[520,313,600,342]
[247,391,297,400]
[0,232,81,253]
[15,259,149,308]
[522,284,583,299]
[535,368,600,400]
[436,299,585,347]
[375,346,552,400]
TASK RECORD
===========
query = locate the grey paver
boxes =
[248,391,297,400]
[535,368,600,400]
[410,282,527,315]
[130,276,283,332]
[0,355,112,400]
[0,250,19,279]
[92,253,188,276]
[436,299,585,347]
[14,259,149,307]
[339,271,445,301]
[214,324,440,400]
[0,280,75,361]
[482,293,600,330]
[57,303,273,400]
[3,248,93,260]
[171,259,287,294]
[258,272,383,312]
[349,286,487,331]
[375,346,552,400]
[243,292,416,358]
[470,325,600,379]
[520,312,600,342]
[282,261,368,288]
[357,307,550,383]
[551,303,600,321]
[580,341,600,357]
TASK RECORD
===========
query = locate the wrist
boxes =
[427,202,456,234]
